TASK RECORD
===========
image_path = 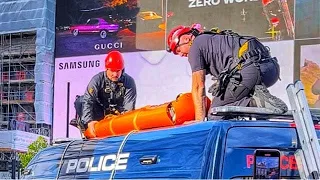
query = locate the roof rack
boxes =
[209,106,320,122]
[52,138,82,145]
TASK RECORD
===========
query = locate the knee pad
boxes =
[260,58,280,88]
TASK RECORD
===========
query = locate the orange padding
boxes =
[84,93,211,139]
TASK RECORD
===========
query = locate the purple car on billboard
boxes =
[70,18,120,39]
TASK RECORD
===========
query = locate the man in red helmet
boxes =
[79,50,137,137]
[167,25,288,120]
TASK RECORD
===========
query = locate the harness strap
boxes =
[210,43,272,100]
[198,29,273,100]
[103,79,126,115]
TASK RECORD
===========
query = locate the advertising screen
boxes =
[166,0,294,42]
[53,51,196,138]
[295,0,320,39]
[55,0,167,58]
[53,40,293,139]
[299,43,320,108]
[53,0,296,139]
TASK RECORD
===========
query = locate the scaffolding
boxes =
[0,31,37,131]
[0,1,55,176]
[0,32,51,169]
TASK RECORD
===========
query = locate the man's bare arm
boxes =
[191,70,207,120]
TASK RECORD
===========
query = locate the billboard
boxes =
[295,0,320,39]
[264,40,294,106]
[53,40,293,139]
[55,0,167,58]
[166,0,295,42]
[53,51,198,138]
[298,40,320,108]
[53,0,299,140]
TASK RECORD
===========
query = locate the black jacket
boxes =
[81,71,137,126]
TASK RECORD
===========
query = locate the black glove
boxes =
[208,79,220,97]
[208,72,230,100]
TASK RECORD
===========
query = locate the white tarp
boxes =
[0,172,10,179]
[0,130,49,152]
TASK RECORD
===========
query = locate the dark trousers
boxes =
[208,58,280,120]
[211,58,280,107]
[211,38,280,107]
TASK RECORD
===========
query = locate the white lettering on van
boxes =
[65,153,130,173]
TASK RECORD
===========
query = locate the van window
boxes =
[22,160,59,179]
[222,127,300,179]
[22,144,68,179]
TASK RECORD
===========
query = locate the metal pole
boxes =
[8,33,11,127]
[66,82,70,138]
[11,152,16,179]
[161,0,164,17]
[16,151,20,179]
[17,160,20,179]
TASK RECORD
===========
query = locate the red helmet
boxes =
[167,26,192,55]
[105,51,124,71]
[262,0,272,6]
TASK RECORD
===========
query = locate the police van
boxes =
[21,105,320,179]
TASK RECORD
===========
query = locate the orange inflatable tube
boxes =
[84,93,211,139]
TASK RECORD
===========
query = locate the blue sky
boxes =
[256,157,279,169]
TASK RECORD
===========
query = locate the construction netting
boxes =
[0,0,56,125]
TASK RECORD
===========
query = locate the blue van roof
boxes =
[25,120,318,179]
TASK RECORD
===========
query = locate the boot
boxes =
[250,85,288,114]
[69,118,78,127]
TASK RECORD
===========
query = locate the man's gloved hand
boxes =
[85,121,98,138]
[208,79,219,96]
[114,110,121,115]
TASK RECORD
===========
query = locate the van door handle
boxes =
[139,155,158,165]
[22,169,31,175]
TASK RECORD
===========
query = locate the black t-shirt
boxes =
[188,33,250,78]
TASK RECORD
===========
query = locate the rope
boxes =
[109,130,137,180]
[55,140,77,180]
